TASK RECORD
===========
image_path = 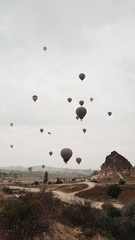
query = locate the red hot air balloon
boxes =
[76,157,82,164]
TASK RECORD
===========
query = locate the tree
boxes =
[106,184,122,199]
[44,171,48,184]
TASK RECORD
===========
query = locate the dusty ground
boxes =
[34,223,107,240]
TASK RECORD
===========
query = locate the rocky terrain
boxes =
[90,151,135,182]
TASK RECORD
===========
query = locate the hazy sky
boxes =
[0,0,135,170]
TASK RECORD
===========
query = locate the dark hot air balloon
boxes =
[32,95,38,102]
[43,46,47,51]
[60,148,73,164]
[49,151,53,156]
[90,97,93,102]
[40,128,44,133]
[67,97,72,103]
[10,123,14,127]
[79,100,84,106]
[79,73,85,81]
[76,107,87,120]
[82,128,86,133]
[108,112,112,116]
[42,164,45,169]
[10,145,13,148]
[28,167,32,172]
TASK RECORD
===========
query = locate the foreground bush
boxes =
[0,192,54,240]
[106,184,122,199]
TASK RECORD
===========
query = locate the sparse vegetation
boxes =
[106,184,122,199]
[119,179,126,185]
[1,186,13,195]
[0,191,57,240]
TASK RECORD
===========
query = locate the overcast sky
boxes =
[0,0,135,170]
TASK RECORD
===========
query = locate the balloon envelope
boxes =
[108,112,112,116]
[32,95,38,102]
[90,97,94,102]
[79,73,85,81]
[49,151,53,156]
[79,100,84,106]
[48,132,51,135]
[60,148,73,164]
[82,128,86,133]
[10,145,13,148]
[76,107,87,120]
[43,46,47,51]
[28,167,32,172]
[42,164,45,169]
[67,97,72,103]
[40,129,44,133]
[10,123,14,127]
[76,157,82,164]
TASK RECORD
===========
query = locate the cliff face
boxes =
[101,151,133,175]
[90,151,135,182]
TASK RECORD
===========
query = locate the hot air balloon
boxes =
[10,145,13,148]
[60,148,73,164]
[49,151,53,156]
[32,95,38,102]
[79,73,85,81]
[76,107,87,120]
[82,128,86,133]
[43,46,47,51]
[79,100,84,106]
[76,157,82,164]
[67,97,72,103]
[42,164,45,169]
[10,123,14,127]
[90,97,94,102]
[48,132,51,135]
[108,112,112,116]
[28,167,32,172]
[40,129,44,133]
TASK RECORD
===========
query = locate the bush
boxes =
[119,179,126,185]
[33,181,39,185]
[60,198,100,229]
[1,187,13,195]
[106,184,122,199]
[0,192,52,240]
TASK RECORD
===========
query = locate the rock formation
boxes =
[101,151,133,175]
[90,151,135,182]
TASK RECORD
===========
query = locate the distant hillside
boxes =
[0,165,93,178]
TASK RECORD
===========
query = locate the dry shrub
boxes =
[0,191,57,240]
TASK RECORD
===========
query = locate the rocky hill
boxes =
[90,151,135,183]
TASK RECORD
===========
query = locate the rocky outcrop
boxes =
[101,151,133,175]
[90,151,135,182]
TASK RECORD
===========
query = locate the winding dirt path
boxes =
[52,182,124,209]
[52,182,95,203]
